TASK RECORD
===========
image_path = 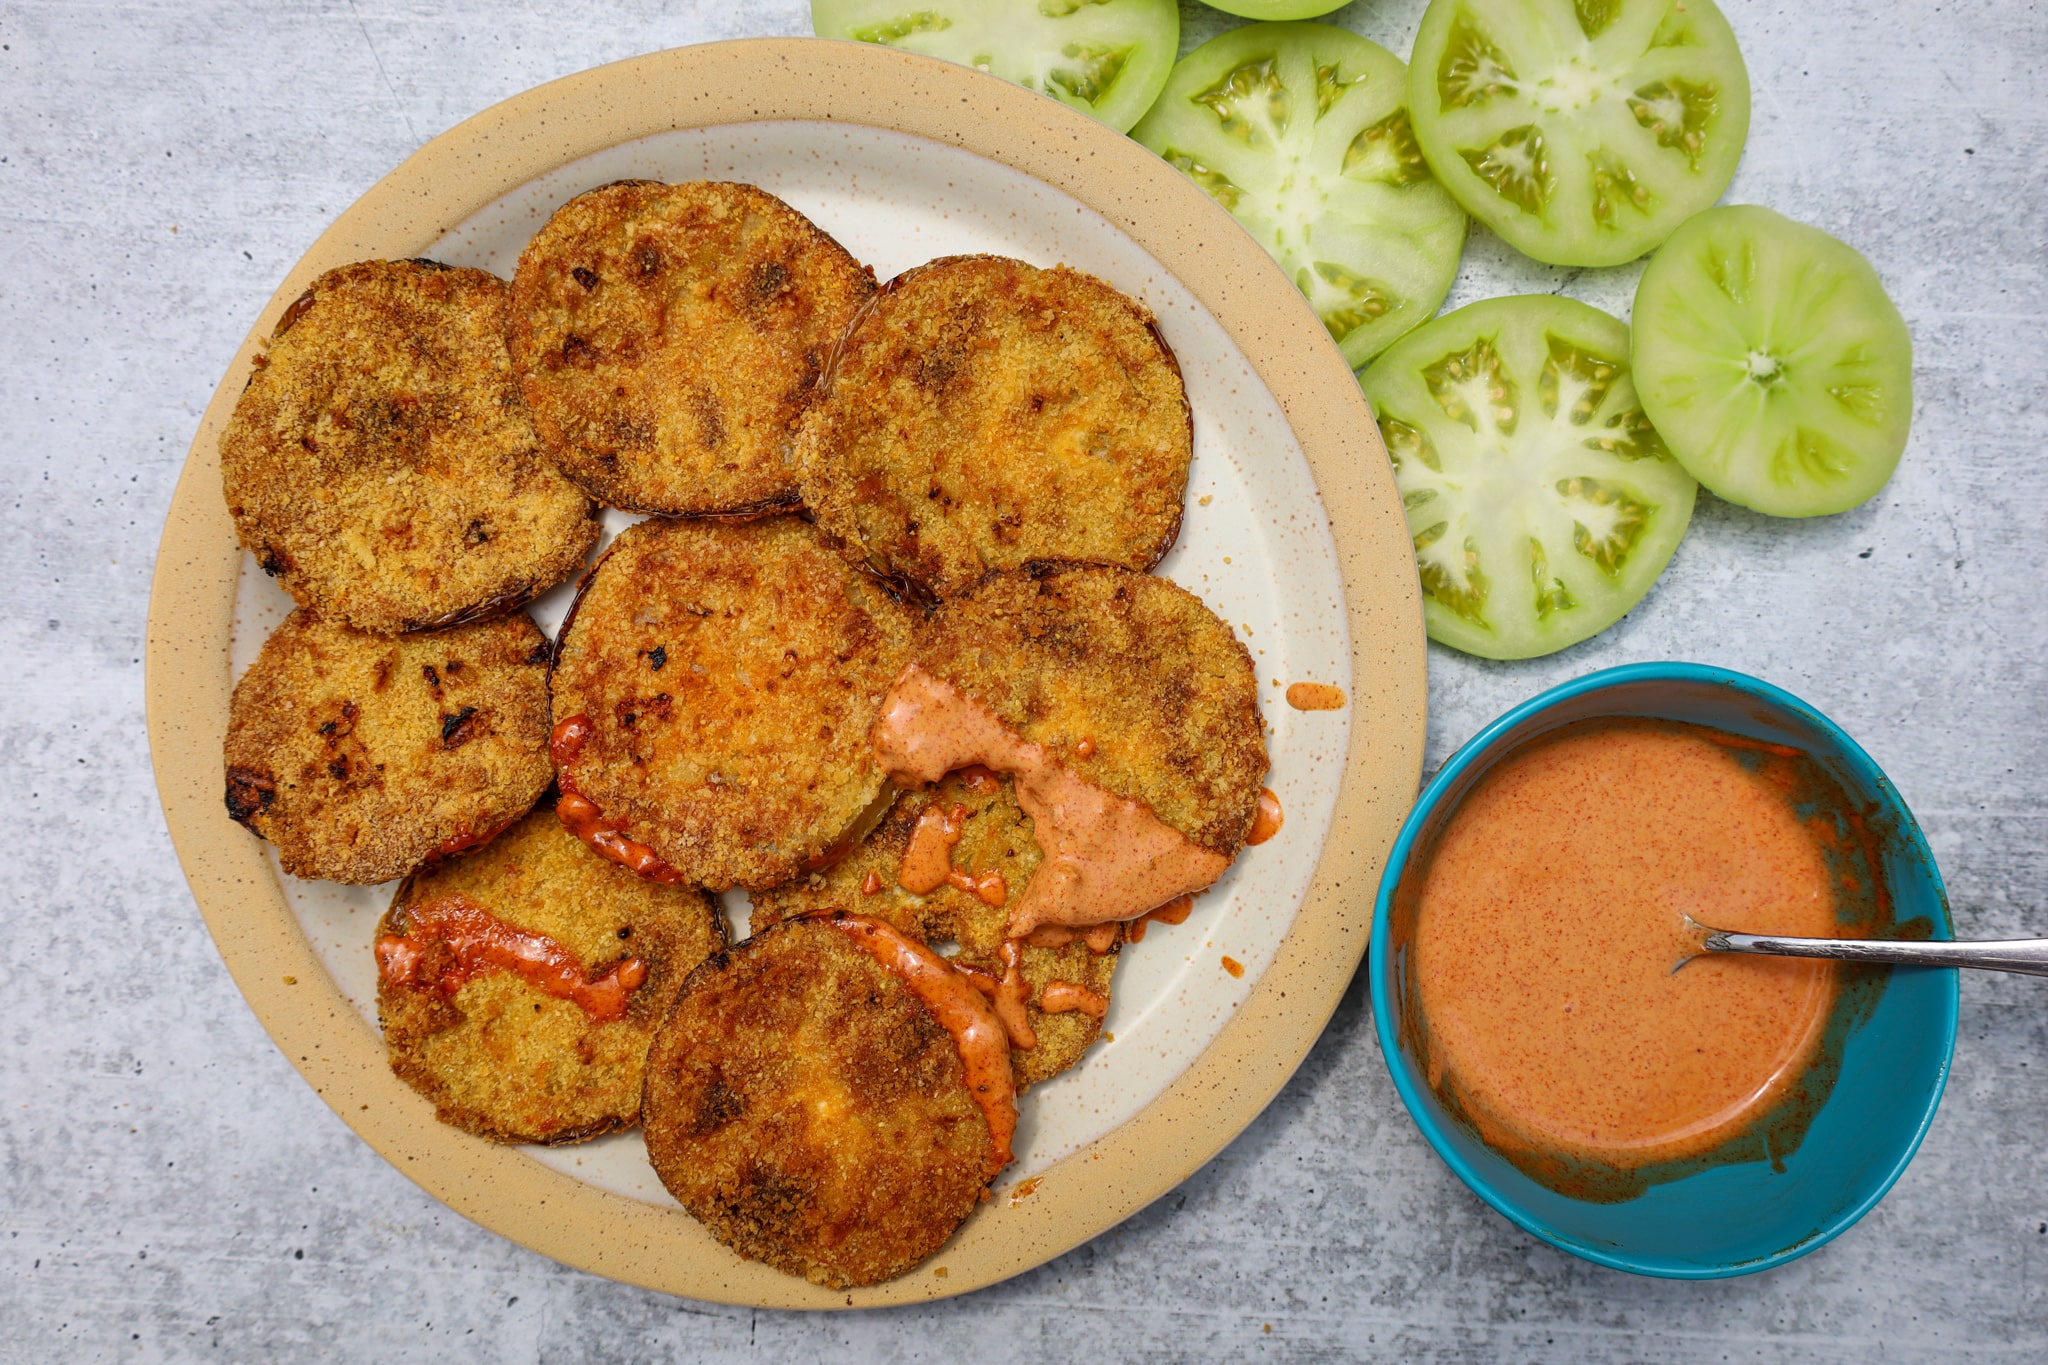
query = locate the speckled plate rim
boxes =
[1368,661,1959,1279]
[143,37,1425,1308]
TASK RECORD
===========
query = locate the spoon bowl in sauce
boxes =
[1371,662,1958,1280]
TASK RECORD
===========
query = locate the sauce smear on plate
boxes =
[1412,719,1868,1188]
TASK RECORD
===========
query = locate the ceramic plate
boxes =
[145,38,1424,1307]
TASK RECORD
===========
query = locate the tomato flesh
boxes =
[811,0,1179,134]
[1133,22,1468,367]
[1631,206,1913,518]
[1406,0,1751,268]
[1359,296,1697,659]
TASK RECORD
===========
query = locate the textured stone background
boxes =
[4,0,2046,1359]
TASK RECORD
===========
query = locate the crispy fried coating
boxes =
[220,259,600,634]
[508,180,876,516]
[753,774,1117,1088]
[643,919,995,1288]
[917,567,1268,857]
[224,608,552,883]
[377,806,724,1143]
[796,255,1191,600]
[549,516,918,890]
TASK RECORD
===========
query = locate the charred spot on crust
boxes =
[524,638,555,668]
[633,243,665,277]
[440,705,482,748]
[749,260,791,305]
[692,1078,747,1136]
[225,766,277,825]
[643,645,667,671]
[464,518,491,546]
[571,266,600,290]
[259,549,291,577]
[562,335,597,369]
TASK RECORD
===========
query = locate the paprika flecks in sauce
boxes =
[375,895,648,1023]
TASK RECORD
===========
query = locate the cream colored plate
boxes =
[147,39,1425,1307]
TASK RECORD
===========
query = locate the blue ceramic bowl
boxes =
[1370,662,1958,1278]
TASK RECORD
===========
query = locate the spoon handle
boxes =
[1703,931,2048,977]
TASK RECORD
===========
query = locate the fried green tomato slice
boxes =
[224,609,553,884]
[220,259,600,634]
[375,806,724,1144]
[1359,295,1696,660]
[643,918,1002,1289]
[1631,205,1914,518]
[1407,0,1751,268]
[915,567,1267,857]
[811,0,1178,134]
[796,256,1191,602]
[549,517,919,890]
[753,773,1119,1089]
[1131,22,1468,366]
[508,181,877,516]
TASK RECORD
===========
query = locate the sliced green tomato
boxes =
[1631,206,1913,518]
[1131,23,1468,367]
[812,0,1178,134]
[1359,296,1697,659]
[1407,0,1751,268]
[1195,0,1350,19]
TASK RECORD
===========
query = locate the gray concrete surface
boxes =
[4,0,2046,1359]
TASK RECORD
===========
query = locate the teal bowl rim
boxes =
[1367,660,1960,1279]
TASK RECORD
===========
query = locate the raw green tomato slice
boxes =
[811,0,1178,134]
[1130,23,1468,367]
[1406,0,1751,268]
[1359,295,1697,659]
[1631,206,1913,518]
[1195,0,1350,19]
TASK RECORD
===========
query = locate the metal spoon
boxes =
[1682,913,2048,977]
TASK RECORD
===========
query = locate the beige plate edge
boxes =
[142,37,1426,1308]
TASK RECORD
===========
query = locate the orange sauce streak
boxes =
[1124,893,1193,944]
[947,868,1008,906]
[1073,737,1096,759]
[872,665,1231,936]
[860,869,884,896]
[991,939,1037,1051]
[822,914,1017,1175]
[549,714,687,883]
[426,812,518,863]
[1220,955,1245,979]
[1021,922,1121,954]
[1285,682,1346,712]
[899,803,966,893]
[1412,720,1846,1175]
[957,765,1002,795]
[1247,788,1283,845]
[1008,1176,1044,1207]
[375,895,647,1022]
[1039,981,1108,1019]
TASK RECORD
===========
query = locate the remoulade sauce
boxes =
[550,714,687,883]
[1409,718,1886,1196]
[376,895,647,1023]
[870,665,1231,937]
[820,913,1018,1175]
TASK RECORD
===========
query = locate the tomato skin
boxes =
[810,0,1179,134]
[1132,22,1467,368]
[1406,0,1752,269]
[1631,206,1914,518]
[1359,296,1697,660]
[1194,0,1350,18]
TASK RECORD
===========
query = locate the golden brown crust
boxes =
[917,567,1268,857]
[508,181,876,515]
[377,807,725,1143]
[224,609,553,883]
[220,259,600,634]
[752,775,1117,1088]
[796,255,1191,600]
[643,919,993,1288]
[548,516,919,890]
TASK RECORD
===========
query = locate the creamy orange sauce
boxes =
[1412,720,1849,1175]
[860,870,884,896]
[899,803,966,893]
[991,939,1037,1051]
[549,715,688,884]
[947,868,1008,906]
[1021,922,1121,954]
[426,814,517,863]
[871,665,1230,936]
[1285,682,1346,712]
[1247,788,1283,845]
[1123,893,1193,944]
[375,895,647,1022]
[822,913,1017,1175]
[1039,981,1108,1019]
[1220,955,1245,979]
